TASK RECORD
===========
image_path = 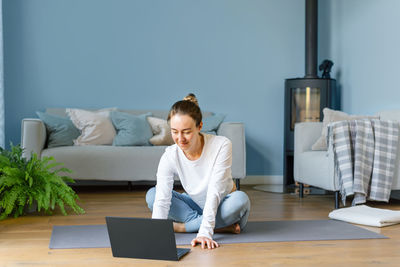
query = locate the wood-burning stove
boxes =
[283,0,339,186]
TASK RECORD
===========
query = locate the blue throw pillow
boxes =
[201,114,226,134]
[36,111,80,148]
[110,111,153,146]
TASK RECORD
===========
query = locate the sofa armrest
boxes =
[217,122,246,179]
[21,119,46,159]
[294,122,323,154]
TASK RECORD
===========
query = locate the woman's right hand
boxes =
[191,236,219,249]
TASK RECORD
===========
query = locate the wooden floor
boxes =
[1,185,400,267]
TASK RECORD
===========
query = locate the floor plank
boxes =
[1,185,400,266]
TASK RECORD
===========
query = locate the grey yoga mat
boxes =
[49,220,387,249]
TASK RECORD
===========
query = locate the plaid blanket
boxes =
[327,119,399,206]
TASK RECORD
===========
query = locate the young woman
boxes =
[146,94,250,250]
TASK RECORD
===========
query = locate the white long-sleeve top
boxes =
[152,133,234,239]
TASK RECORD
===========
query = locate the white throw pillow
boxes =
[311,108,379,150]
[147,117,174,146]
[67,108,116,146]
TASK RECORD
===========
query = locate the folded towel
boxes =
[329,205,400,227]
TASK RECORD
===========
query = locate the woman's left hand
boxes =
[191,236,219,249]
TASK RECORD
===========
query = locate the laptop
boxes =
[105,217,190,261]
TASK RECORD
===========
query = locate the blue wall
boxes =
[3,0,305,175]
[320,0,400,115]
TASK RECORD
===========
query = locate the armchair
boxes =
[294,111,400,209]
[293,122,340,208]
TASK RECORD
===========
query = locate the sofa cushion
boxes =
[67,108,116,146]
[201,113,226,134]
[110,111,153,146]
[36,111,80,148]
[46,108,213,121]
[312,108,379,151]
[147,117,174,146]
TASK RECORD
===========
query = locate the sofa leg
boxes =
[299,183,304,198]
[334,191,340,209]
[235,179,240,191]
[128,181,133,191]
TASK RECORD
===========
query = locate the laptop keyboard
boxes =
[177,248,190,259]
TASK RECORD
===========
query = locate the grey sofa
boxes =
[294,110,400,208]
[21,108,246,188]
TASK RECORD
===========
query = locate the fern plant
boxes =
[0,144,85,220]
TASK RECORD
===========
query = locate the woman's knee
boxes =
[227,191,250,211]
[239,191,250,208]
[215,191,250,228]
[145,187,156,210]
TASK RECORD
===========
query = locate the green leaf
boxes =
[45,161,63,170]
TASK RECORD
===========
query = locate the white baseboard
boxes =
[240,175,283,185]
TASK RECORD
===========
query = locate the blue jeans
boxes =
[146,187,250,232]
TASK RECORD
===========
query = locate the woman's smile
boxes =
[170,113,204,159]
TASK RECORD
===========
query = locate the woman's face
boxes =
[170,114,202,152]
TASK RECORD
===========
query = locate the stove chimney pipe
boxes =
[305,0,318,78]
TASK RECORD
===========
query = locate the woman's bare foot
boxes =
[173,222,186,233]
[215,223,241,234]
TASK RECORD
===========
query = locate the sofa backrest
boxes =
[376,110,400,121]
[46,108,213,120]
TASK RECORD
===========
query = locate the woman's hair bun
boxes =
[183,93,199,106]
[168,93,202,126]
